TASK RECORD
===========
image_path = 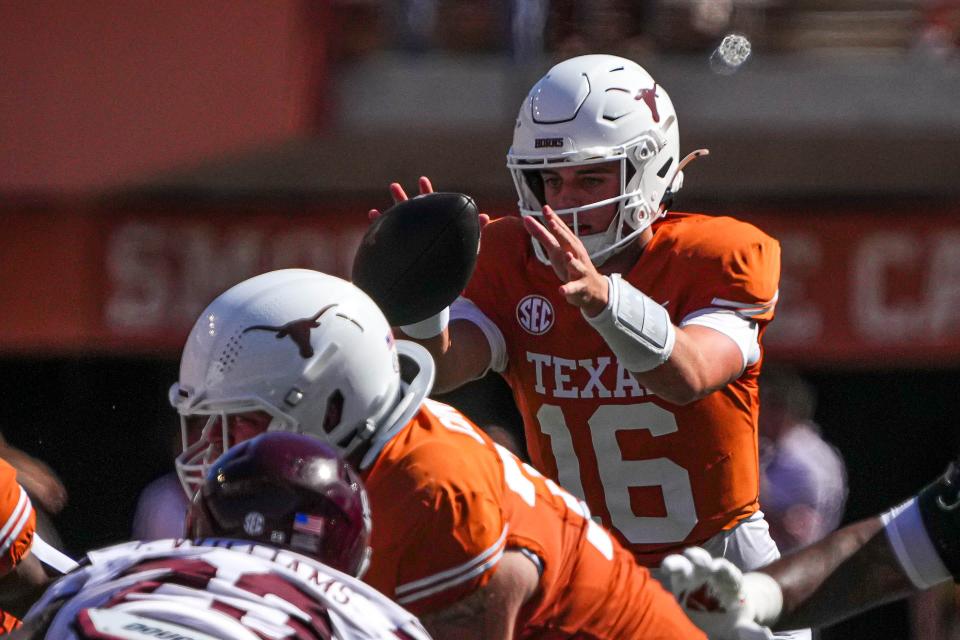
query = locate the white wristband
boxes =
[882,497,952,589]
[400,307,450,339]
[583,274,676,372]
[742,571,784,627]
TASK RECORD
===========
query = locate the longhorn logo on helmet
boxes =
[634,83,660,122]
[242,305,337,358]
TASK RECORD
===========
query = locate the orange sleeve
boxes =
[675,216,780,324]
[0,459,36,577]
[0,611,21,633]
[366,439,507,615]
[462,217,527,332]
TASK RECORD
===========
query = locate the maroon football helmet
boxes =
[187,431,372,577]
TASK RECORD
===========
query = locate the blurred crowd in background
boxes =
[329,0,960,61]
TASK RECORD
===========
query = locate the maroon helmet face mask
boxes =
[187,432,372,577]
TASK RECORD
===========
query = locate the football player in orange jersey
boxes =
[0,458,76,634]
[369,53,791,628]
[173,269,707,639]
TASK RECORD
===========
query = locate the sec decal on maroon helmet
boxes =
[352,192,481,326]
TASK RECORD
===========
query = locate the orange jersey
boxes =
[361,399,704,639]
[461,213,780,564]
[0,612,17,635]
[0,458,37,633]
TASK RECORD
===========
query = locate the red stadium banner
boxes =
[2,200,960,366]
[747,210,960,367]
[1,202,366,354]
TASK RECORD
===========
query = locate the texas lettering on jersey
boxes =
[461,212,780,564]
[361,399,705,639]
[525,352,655,399]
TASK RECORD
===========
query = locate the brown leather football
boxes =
[352,192,481,326]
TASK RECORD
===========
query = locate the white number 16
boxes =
[536,403,698,544]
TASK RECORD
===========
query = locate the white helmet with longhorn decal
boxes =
[171,269,433,497]
[507,54,706,265]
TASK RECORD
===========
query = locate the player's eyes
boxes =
[186,415,218,438]
[543,177,561,189]
[230,414,273,443]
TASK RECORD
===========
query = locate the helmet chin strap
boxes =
[665,149,710,198]
[358,341,435,470]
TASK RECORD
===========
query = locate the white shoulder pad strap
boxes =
[360,340,435,470]
[31,534,78,574]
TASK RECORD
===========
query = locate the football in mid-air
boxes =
[352,192,481,326]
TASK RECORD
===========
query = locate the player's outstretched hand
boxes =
[353,190,484,326]
[0,441,68,514]
[367,177,492,227]
[522,206,609,317]
[660,547,775,640]
[368,177,435,221]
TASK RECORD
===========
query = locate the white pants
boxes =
[700,511,811,640]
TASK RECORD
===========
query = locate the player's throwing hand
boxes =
[522,205,609,317]
[368,176,491,227]
[367,177,435,221]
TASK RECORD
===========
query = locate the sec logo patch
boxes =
[517,295,554,335]
[243,511,265,536]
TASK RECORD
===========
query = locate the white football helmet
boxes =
[508,54,700,265]
[172,269,434,498]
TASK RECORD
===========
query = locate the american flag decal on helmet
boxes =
[294,513,326,536]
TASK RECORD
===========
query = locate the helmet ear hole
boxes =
[657,157,673,179]
[322,390,345,435]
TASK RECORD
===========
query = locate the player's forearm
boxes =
[396,324,459,394]
[400,320,491,394]
[0,445,67,511]
[631,326,741,405]
[422,597,518,640]
[420,551,538,640]
[395,329,448,365]
[630,349,715,405]
[432,329,477,395]
[761,517,913,630]
[664,461,960,637]
[763,459,960,630]
[630,364,705,405]
[0,553,53,618]
[582,276,743,404]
